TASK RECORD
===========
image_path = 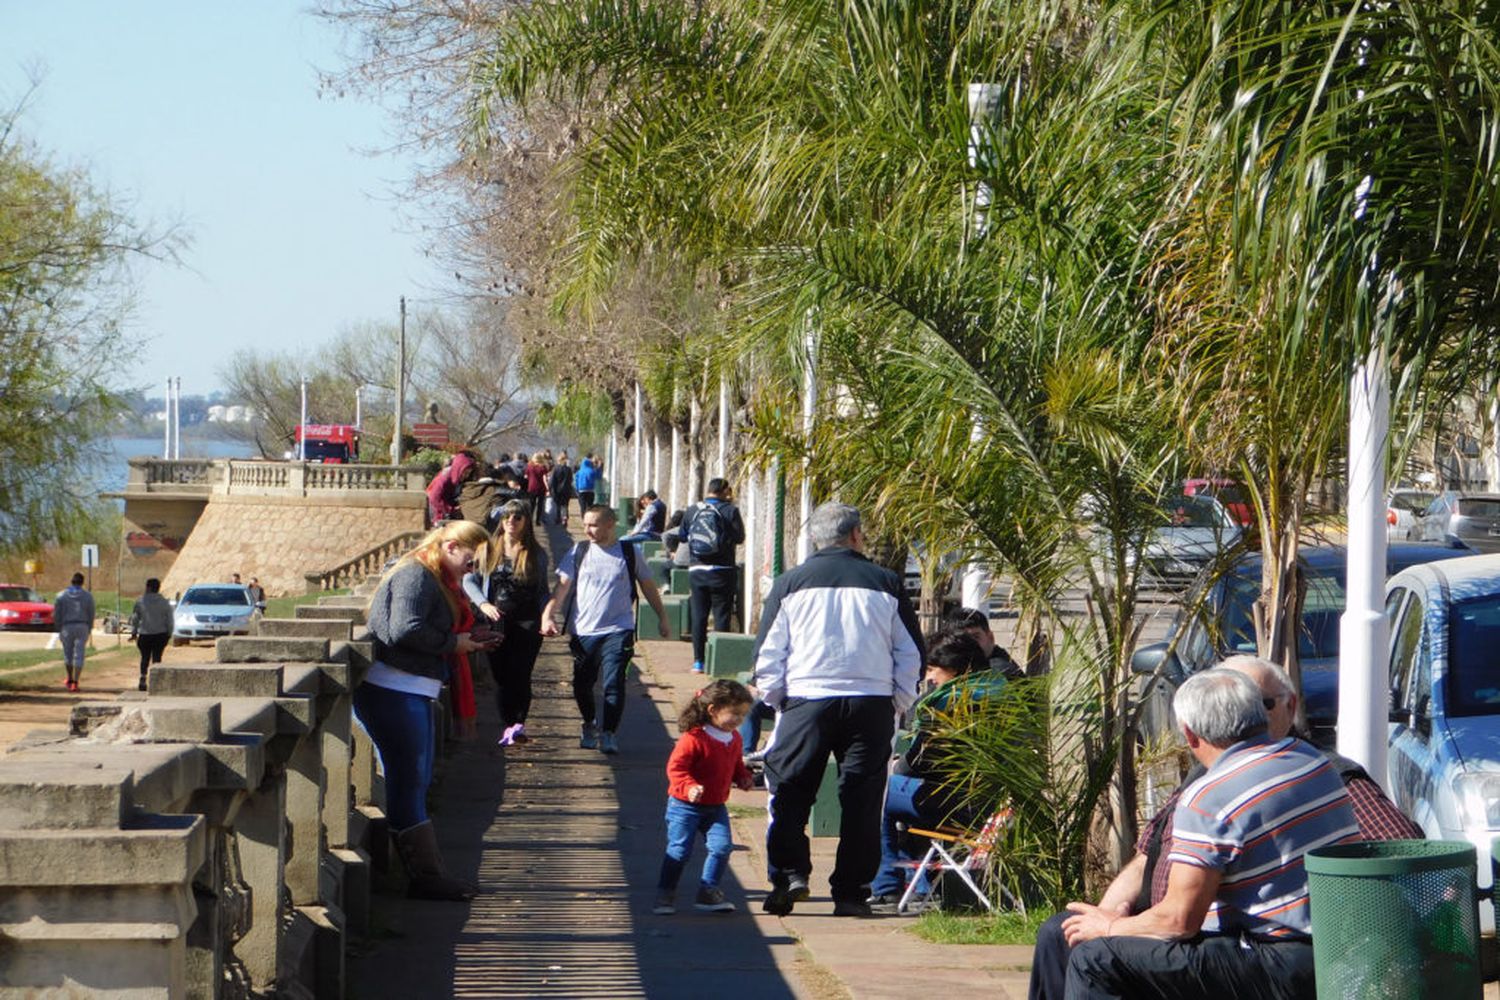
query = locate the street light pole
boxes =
[392,296,407,465]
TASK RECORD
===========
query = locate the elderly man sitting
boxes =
[1060,667,1360,999]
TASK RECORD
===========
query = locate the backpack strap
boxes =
[620,540,640,603]
[564,539,640,631]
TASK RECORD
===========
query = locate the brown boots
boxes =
[394,821,478,901]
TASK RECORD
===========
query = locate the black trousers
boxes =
[763,695,895,903]
[578,490,595,517]
[689,569,737,663]
[486,626,543,726]
[136,632,170,675]
[1065,932,1314,1000]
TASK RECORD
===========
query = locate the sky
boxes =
[0,1,448,396]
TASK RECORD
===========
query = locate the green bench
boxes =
[637,593,688,638]
[810,757,841,837]
[640,539,664,560]
[645,556,673,587]
[705,633,756,678]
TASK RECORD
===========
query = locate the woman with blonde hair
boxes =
[464,499,551,746]
[359,519,497,901]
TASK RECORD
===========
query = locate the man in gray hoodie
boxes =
[53,573,95,692]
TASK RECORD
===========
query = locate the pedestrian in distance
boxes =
[464,500,550,747]
[574,453,601,519]
[524,453,549,523]
[129,577,174,692]
[53,572,95,692]
[548,451,575,527]
[359,519,498,901]
[246,576,267,612]
[753,502,924,916]
[680,478,746,674]
[653,679,756,915]
[425,451,479,525]
[541,504,671,755]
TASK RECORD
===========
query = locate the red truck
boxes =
[294,424,360,464]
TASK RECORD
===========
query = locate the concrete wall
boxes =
[162,494,424,598]
[121,496,210,596]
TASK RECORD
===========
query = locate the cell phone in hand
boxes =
[469,624,504,646]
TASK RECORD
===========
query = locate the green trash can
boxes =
[1305,839,1481,1000]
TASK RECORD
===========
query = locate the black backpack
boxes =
[686,502,728,559]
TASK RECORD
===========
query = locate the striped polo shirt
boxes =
[1168,735,1359,939]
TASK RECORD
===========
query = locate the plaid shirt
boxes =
[1138,758,1421,907]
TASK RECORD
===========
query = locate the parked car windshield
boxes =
[0,587,44,603]
[1456,499,1500,518]
[1220,572,1344,660]
[1162,497,1222,528]
[1390,491,1435,513]
[181,588,251,606]
[1445,594,1500,716]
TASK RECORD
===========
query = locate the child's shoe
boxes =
[498,723,528,746]
[694,885,735,912]
[652,890,676,915]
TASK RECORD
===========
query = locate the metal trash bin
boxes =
[1305,839,1481,1000]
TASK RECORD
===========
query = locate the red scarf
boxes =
[444,571,477,724]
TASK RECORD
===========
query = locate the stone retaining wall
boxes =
[161,495,424,598]
[0,606,392,998]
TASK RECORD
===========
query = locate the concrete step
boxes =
[296,604,364,624]
[258,617,354,641]
[218,635,331,664]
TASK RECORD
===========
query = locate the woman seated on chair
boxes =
[867,629,1009,911]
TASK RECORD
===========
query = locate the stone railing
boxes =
[0,622,386,998]
[304,531,427,593]
[123,458,430,498]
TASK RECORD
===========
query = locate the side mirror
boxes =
[1131,642,1183,679]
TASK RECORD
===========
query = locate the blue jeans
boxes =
[869,773,932,898]
[657,798,733,890]
[353,682,436,832]
[570,630,634,732]
[738,699,776,752]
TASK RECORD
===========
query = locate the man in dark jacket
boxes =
[753,502,924,917]
[680,478,746,673]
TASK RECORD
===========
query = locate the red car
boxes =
[0,584,55,630]
[1183,478,1254,528]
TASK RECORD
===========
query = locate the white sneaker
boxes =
[580,723,599,750]
[600,730,619,755]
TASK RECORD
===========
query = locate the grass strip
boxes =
[908,908,1048,946]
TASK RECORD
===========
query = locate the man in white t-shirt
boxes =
[542,505,670,754]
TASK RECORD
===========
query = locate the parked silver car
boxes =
[1386,488,1436,542]
[1416,492,1500,553]
[172,584,259,643]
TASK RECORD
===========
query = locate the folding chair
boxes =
[894,808,1021,916]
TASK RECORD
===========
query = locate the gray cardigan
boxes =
[366,561,458,681]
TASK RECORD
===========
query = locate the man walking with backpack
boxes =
[542,505,671,753]
[680,478,746,674]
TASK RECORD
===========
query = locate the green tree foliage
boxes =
[0,101,176,553]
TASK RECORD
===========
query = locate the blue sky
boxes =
[1,2,448,395]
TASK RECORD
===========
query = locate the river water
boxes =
[96,436,258,496]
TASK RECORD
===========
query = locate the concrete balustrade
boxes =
[0,607,387,998]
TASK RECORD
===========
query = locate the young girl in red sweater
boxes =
[653,679,755,915]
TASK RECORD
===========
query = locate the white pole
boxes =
[608,426,618,505]
[163,378,171,460]
[1338,348,1391,789]
[172,377,181,459]
[653,433,662,499]
[961,418,991,612]
[392,296,406,465]
[354,385,362,430]
[718,376,729,475]
[797,322,817,563]
[299,378,308,461]
[670,425,681,514]
[634,382,643,496]
[744,467,757,634]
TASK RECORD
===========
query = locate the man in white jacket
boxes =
[753,502,924,917]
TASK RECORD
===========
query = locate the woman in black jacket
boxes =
[358,519,494,901]
[464,499,550,746]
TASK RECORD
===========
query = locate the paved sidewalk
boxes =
[348,520,1033,998]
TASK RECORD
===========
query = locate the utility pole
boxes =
[298,377,308,461]
[163,377,171,460]
[172,377,181,459]
[392,296,407,465]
